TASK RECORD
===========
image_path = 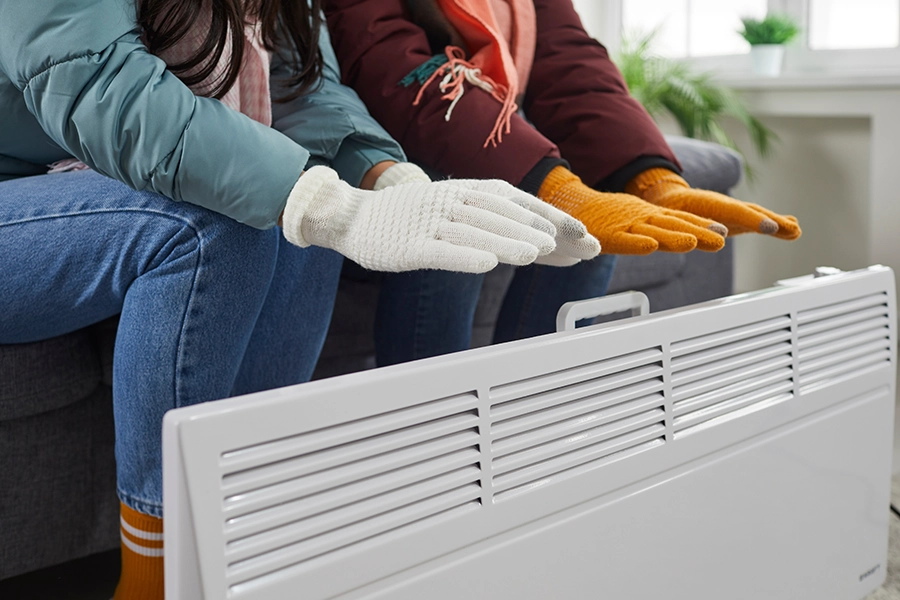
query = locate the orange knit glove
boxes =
[627,168,801,240]
[538,167,726,255]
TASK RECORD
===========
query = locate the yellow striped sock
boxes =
[114,502,164,600]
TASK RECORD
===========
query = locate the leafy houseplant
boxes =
[615,31,776,178]
[739,14,800,77]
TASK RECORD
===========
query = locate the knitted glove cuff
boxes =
[537,166,581,201]
[373,162,431,191]
[625,168,689,204]
[282,166,341,247]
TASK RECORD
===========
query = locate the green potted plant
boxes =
[739,14,800,77]
[615,31,775,178]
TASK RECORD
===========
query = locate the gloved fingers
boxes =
[646,215,725,252]
[450,204,556,255]
[744,203,802,240]
[437,221,541,266]
[629,223,698,253]
[467,178,592,244]
[659,209,729,237]
[535,250,582,267]
[504,189,592,242]
[665,191,778,235]
[553,233,602,261]
[460,190,556,237]
[419,240,499,273]
[496,188,598,255]
[600,231,659,256]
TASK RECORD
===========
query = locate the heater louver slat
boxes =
[226,485,482,586]
[669,316,791,357]
[796,293,888,326]
[797,293,891,390]
[672,354,792,402]
[224,467,481,563]
[491,366,663,422]
[219,393,478,472]
[491,425,665,499]
[218,394,483,588]
[489,350,665,500]
[673,382,794,437]
[671,318,793,436]
[671,343,793,389]
[492,404,665,475]
[489,348,663,404]
[798,350,893,387]
[491,385,664,445]
[221,413,479,494]
[222,429,479,516]
[223,438,480,538]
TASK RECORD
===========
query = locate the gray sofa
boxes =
[0,136,741,581]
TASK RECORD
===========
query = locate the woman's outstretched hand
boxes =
[281,166,558,273]
[627,168,801,240]
[372,162,601,267]
[538,167,727,255]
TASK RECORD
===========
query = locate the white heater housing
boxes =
[164,265,896,600]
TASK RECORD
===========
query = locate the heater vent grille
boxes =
[489,349,665,500]
[219,393,482,588]
[796,293,891,390]
[670,316,794,438]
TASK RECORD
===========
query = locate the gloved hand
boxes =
[374,162,601,267]
[626,168,801,240]
[538,166,727,255]
[282,166,557,273]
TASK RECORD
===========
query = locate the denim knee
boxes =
[147,206,283,292]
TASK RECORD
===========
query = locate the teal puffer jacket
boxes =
[0,0,405,229]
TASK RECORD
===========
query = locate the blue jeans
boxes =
[0,171,342,516]
[374,255,618,366]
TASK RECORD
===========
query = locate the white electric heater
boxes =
[164,265,896,600]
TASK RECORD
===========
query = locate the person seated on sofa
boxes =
[322,0,801,366]
[0,0,586,596]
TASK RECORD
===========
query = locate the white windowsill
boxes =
[712,72,900,90]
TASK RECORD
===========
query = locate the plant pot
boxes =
[750,44,785,77]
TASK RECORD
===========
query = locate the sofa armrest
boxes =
[664,135,743,194]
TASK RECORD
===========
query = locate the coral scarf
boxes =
[417,0,535,147]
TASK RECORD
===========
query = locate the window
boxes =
[622,0,767,57]
[572,0,900,77]
[808,0,900,49]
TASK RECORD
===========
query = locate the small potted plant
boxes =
[615,31,776,178]
[739,14,800,77]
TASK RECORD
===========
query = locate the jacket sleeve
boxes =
[0,0,307,229]
[524,0,680,191]
[323,0,560,185]
[270,23,407,187]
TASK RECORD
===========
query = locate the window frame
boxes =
[576,0,900,80]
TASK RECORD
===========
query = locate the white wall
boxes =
[726,116,872,292]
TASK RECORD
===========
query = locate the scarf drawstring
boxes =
[408,47,517,148]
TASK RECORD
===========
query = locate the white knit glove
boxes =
[282,166,557,273]
[375,163,600,267]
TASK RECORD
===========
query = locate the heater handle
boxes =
[556,291,650,333]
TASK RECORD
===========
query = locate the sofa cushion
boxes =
[0,330,102,421]
[664,135,743,193]
[607,252,687,293]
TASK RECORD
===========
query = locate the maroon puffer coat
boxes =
[323,0,679,191]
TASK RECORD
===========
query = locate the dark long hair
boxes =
[138,0,323,101]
